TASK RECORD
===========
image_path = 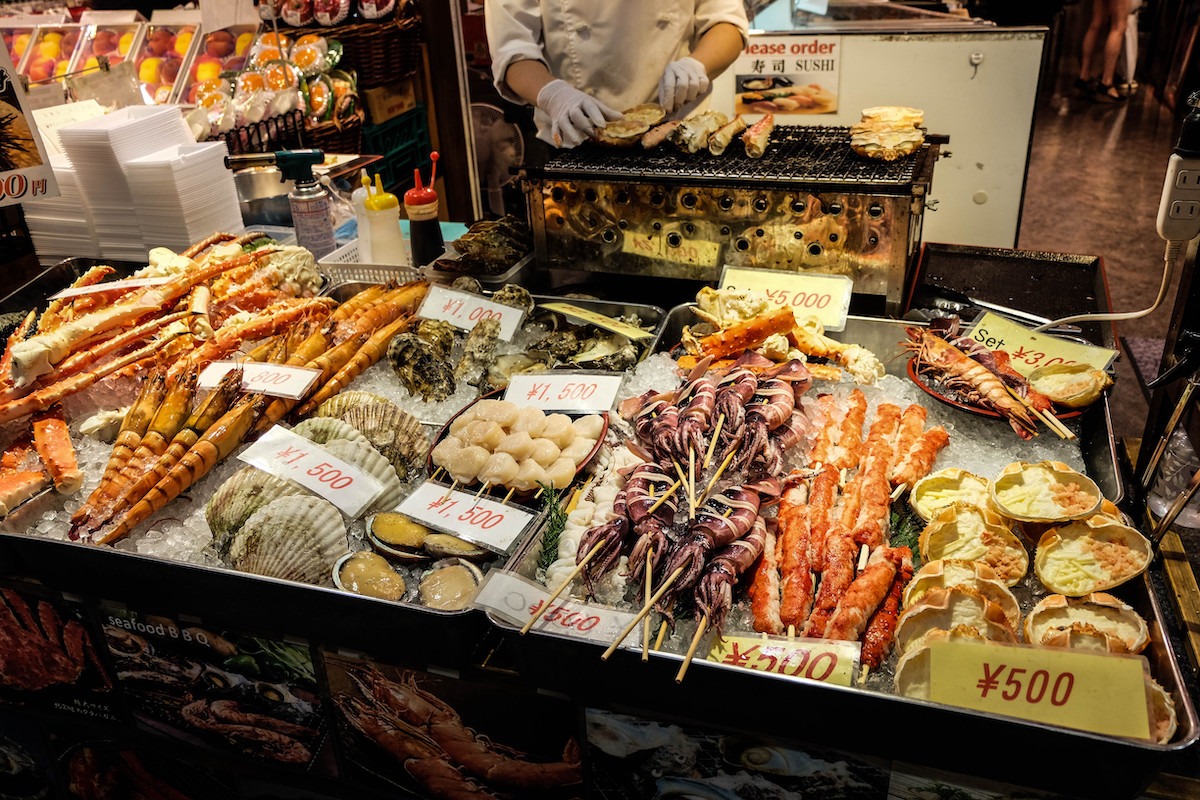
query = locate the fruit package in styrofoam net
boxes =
[135,22,199,104]
[18,25,82,84]
[69,23,144,78]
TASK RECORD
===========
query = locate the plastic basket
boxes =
[319,239,424,285]
[361,105,431,193]
[278,12,422,90]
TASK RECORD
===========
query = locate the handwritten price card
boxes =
[396,480,536,555]
[418,284,524,340]
[929,641,1151,740]
[238,426,385,518]
[620,232,721,269]
[504,372,623,413]
[708,635,857,686]
[473,571,641,647]
[969,312,1118,377]
[538,303,655,341]
[49,276,171,300]
[198,361,322,400]
[720,266,852,332]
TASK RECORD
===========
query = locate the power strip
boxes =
[1157,153,1200,242]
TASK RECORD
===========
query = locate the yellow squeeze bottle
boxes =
[363,174,406,266]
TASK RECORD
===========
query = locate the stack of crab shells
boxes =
[205,391,428,586]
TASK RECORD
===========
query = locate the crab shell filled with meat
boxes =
[988,460,1103,524]
[1033,514,1152,596]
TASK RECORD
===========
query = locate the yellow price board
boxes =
[719,266,852,332]
[966,312,1118,378]
[707,635,858,686]
[929,641,1151,740]
[621,232,721,268]
[538,303,655,340]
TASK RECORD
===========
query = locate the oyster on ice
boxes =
[490,284,535,316]
[454,317,501,387]
[387,333,457,402]
[415,319,458,360]
[571,332,637,372]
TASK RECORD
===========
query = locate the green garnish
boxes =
[241,236,276,253]
[890,502,923,568]
[536,483,568,574]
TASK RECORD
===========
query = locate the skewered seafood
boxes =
[694,514,769,634]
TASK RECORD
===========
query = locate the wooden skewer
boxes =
[432,467,444,481]
[675,614,710,683]
[501,486,516,505]
[641,546,654,662]
[1004,384,1074,440]
[890,483,906,502]
[440,480,459,502]
[654,620,669,651]
[673,460,694,519]
[698,448,738,506]
[601,567,684,660]
[520,539,605,635]
[473,482,490,502]
[704,414,725,469]
[689,449,697,517]
[645,479,682,516]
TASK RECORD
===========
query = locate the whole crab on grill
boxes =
[0,588,110,691]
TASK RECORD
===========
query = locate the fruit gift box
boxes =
[135,21,199,103]
[3,27,36,68]
[174,24,257,104]
[18,25,83,84]
[70,22,144,76]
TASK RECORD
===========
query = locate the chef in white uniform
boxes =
[486,0,749,148]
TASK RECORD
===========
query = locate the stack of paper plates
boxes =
[125,141,243,252]
[22,154,100,266]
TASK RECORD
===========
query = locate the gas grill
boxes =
[521,125,945,314]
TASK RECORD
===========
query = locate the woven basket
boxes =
[280,12,422,90]
[304,104,365,154]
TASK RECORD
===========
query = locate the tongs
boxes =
[1142,330,1200,545]
[915,284,1083,335]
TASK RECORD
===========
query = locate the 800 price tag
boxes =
[928,641,1151,740]
[198,361,322,399]
[504,372,623,412]
[238,426,385,517]
[418,284,524,340]
[396,480,535,554]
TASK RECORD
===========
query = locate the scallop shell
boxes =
[227,496,347,585]
[341,400,430,481]
[292,417,370,446]
[321,438,405,512]
[206,466,307,557]
[314,390,390,420]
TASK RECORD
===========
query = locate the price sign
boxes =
[197,361,322,400]
[396,480,536,555]
[537,303,655,341]
[418,284,524,340]
[929,641,1151,740]
[620,231,721,268]
[968,312,1118,377]
[473,571,642,647]
[720,266,852,332]
[504,372,623,413]
[48,277,172,300]
[708,635,857,686]
[238,426,384,518]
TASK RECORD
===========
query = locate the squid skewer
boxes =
[624,461,680,587]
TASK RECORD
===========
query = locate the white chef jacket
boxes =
[486,0,749,144]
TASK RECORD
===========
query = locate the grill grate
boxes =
[528,125,936,190]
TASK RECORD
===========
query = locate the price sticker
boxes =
[929,641,1151,740]
[238,426,385,518]
[504,372,623,413]
[537,303,655,341]
[968,312,1118,377]
[473,571,641,647]
[48,277,171,300]
[720,266,852,332]
[620,232,721,269]
[418,284,524,340]
[197,361,322,400]
[396,480,536,555]
[707,635,858,686]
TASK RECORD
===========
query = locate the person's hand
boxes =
[536,79,621,148]
[658,57,710,113]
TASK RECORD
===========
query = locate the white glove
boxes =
[658,57,710,113]
[536,79,620,148]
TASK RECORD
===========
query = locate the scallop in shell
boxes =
[341,400,430,482]
[321,438,405,512]
[291,416,370,446]
[314,390,389,420]
[206,466,307,557]
[227,496,347,585]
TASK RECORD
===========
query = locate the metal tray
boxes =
[485,309,1190,798]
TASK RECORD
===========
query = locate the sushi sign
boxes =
[734,34,841,117]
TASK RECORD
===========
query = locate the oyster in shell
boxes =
[571,332,637,371]
[340,400,430,482]
[291,417,370,446]
[226,495,347,585]
[387,333,457,402]
[314,390,388,420]
[321,438,405,513]
[450,276,483,295]
[454,317,501,387]
[206,467,307,558]
[483,353,546,394]
[490,284,535,316]
[415,319,458,360]
[529,329,582,360]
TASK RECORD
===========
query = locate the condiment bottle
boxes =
[351,170,373,263]
[404,151,444,267]
[364,174,406,266]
